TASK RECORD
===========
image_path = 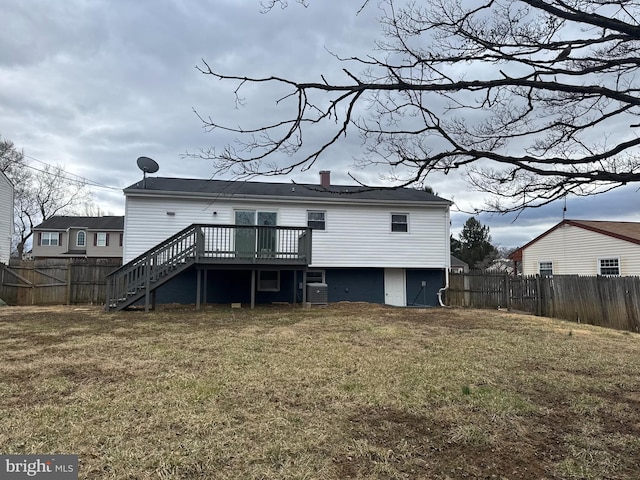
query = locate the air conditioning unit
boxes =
[306,283,328,304]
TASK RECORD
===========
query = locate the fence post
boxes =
[66,263,72,305]
[535,274,542,316]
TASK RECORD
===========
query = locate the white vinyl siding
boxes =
[123,196,450,269]
[521,224,640,276]
[0,172,13,263]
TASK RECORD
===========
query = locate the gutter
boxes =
[123,189,453,208]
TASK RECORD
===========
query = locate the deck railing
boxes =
[105,224,311,311]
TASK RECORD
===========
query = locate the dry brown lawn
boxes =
[1,303,640,479]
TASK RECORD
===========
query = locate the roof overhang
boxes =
[124,188,453,208]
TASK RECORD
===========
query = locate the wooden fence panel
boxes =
[448,273,640,333]
[0,259,121,306]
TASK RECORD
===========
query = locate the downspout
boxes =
[437,206,451,307]
[437,267,449,307]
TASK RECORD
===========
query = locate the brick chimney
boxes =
[320,170,331,188]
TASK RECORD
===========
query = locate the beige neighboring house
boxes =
[32,216,124,262]
[510,219,640,276]
[0,170,14,264]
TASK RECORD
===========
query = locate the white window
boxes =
[391,213,408,232]
[76,231,86,247]
[258,270,280,291]
[307,210,326,230]
[599,258,620,276]
[41,232,59,246]
[539,261,553,276]
[96,232,108,247]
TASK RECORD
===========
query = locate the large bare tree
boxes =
[197,0,640,212]
[0,136,92,258]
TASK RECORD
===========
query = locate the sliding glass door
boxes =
[234,210,277,258]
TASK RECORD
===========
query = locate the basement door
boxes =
[384,268,406,306]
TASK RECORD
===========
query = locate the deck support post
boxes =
[302,269,307,305]
[251,269,256,309]
[293,270,297,304]
[144,257,151,313]
[196,268,202,310]
[203,269,208,308]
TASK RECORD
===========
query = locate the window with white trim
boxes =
[307,210,326,230]
[599,258,620,276]
[41,232,59,246]
[76,231,86,247]
[539,261,553,276]
[391,213,409,232]
[258,270,280,291]
[96,232,108,247]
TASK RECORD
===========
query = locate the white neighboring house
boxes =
[0,170,14,264]
[510,219,640,276]
[114,172,452,310]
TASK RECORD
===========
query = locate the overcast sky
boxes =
[1,0,638,249]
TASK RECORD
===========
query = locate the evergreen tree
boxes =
[454,217,498,269]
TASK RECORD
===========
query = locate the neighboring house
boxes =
[32,216,124,261]
[0,170,14,264]
[110,172,452,310]
[450,255,469,274]
[510,219,640,276]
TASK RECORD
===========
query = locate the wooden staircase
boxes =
[105,224,201,311]
[105,224,312,311]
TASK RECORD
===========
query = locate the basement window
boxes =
[306,270,325,284]
[258,270,280,291]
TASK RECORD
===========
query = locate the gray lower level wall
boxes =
[151,267,446,306]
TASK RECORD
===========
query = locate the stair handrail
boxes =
[106,223,201,280]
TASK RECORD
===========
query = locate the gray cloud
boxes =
[0,0,637,248]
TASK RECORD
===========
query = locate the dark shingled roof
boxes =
[124,177,451,204]
[35,216,124,230]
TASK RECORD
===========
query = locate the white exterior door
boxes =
[384,268,406,306]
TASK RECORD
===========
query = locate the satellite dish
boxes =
[137,156,159,174]
[136,156,159,188]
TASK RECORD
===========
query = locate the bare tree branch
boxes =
[194,0,640,212]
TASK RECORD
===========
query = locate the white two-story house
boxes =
[108,172,452,310]
[0,170,14,264]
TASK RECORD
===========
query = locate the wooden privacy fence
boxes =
[447,272,640,332]
[0,259,122,306]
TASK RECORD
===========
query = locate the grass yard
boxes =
[1,303,640,479]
